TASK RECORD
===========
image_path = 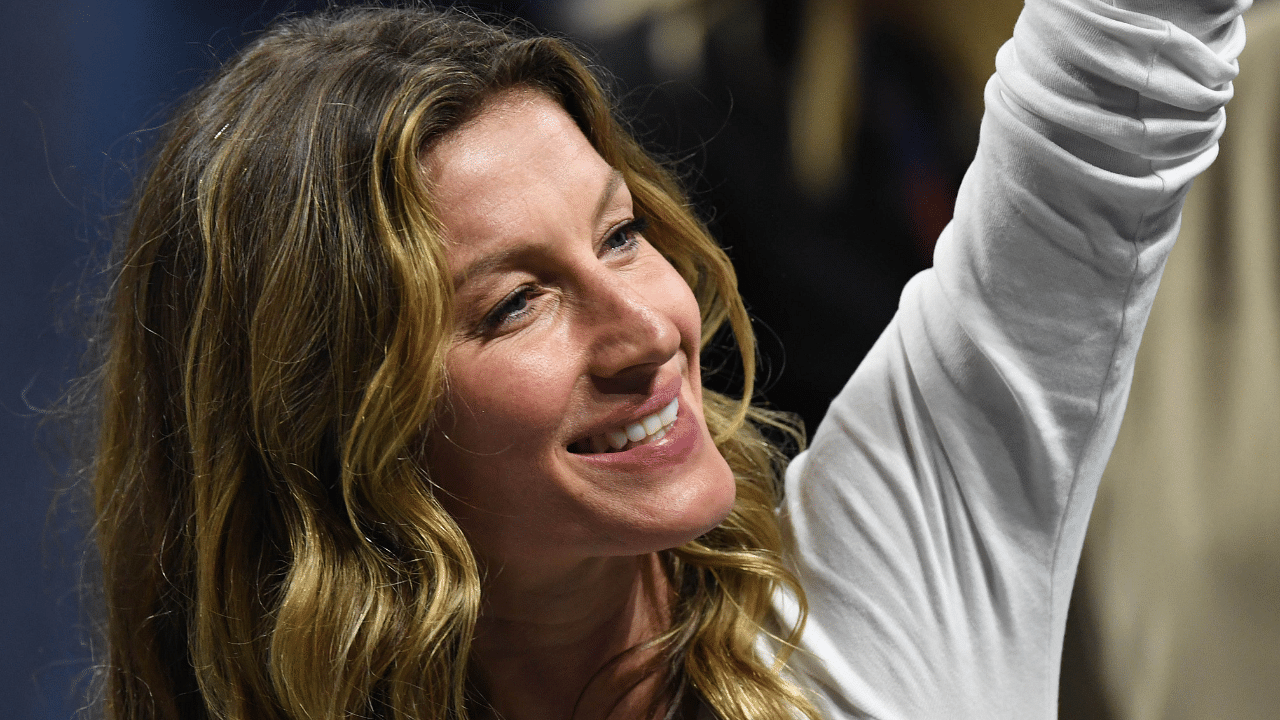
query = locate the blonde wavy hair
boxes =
[88,6,819,720]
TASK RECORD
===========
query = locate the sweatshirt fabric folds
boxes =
[772,0,1249,717]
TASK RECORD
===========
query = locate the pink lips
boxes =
[568,376,682,447]
[570,389,700,471]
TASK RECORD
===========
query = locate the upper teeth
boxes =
[604,397,679,450]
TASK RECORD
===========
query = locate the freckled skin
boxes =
[422,90,737,576]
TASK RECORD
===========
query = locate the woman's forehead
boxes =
[423,89,600,197]
[421,89,626,275]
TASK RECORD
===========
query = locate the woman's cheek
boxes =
[450,343,574,442]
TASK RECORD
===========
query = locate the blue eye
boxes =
[476,217,650,337]
[482,286,535,331]
[602,216,649,253]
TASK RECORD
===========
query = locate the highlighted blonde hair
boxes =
[88,7,818,719]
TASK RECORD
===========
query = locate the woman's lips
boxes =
[568,397,680,454]
[567,395,700,470]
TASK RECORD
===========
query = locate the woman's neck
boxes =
[470,552,678,720]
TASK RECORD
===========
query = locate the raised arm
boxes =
[775,0,1248,717]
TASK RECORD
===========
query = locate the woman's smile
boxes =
[421,88,736,568]
[566,385,701,474]
[566,377,681,454]
[566,395,679,455]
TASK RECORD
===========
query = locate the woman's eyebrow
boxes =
[453,168,627,290]
[592,168,625,225]
[453,247,521,290]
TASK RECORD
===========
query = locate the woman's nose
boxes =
[583,272,682,383]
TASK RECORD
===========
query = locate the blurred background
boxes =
[3,0,1275,718]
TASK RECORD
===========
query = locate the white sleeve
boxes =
[773,0,1247,717]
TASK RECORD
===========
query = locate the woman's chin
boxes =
[690,454,739,536]
[636,449,739,553]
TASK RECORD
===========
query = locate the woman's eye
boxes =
[476,218,649,336]
[602,216,649,254]
[482,286,535,331]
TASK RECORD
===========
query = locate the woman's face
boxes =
[422,90,736,572]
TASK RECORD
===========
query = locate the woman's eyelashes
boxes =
[481,285,538,332]
[476,216,650,335]
[601,216,648,254]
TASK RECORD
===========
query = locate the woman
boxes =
[85,0,1247,718]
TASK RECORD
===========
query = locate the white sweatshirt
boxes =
[771,0,1249,717]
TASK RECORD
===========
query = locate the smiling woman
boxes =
[85,8,812,720]
[78,2,1249,720]
[423,93,754,717]
[425,90,737,564]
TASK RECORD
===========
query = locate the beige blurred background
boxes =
[1076,2,1280,717]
